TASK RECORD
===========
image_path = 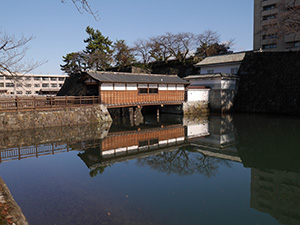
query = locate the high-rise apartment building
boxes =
[254,0,300,51]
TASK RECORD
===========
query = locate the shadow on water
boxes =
[1,113,300,224]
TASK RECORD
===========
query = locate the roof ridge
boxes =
[91,71,178,77]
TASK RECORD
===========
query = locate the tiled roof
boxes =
[195,52,246,67]
[86,71,189,84]
[184,73,239,80]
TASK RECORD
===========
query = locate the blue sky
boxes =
[1,0,253,75]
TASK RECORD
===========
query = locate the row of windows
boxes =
[262,34,277,40]
[263,14,276,20]
[0,83,62,88]
[262,43,277,49]
[263,4,276,11]
[138,88,159,94]
[0,76,65,81]
[16,91,34,95]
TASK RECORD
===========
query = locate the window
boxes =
[25,91,32,95]
[17,91,23,95]
[0,83,4,87]
[16,83,22,87]
[207,69,214,74]
[35,91,40,94]
[5,77,13,80]
[294,42,300,47]
[51,84,58,88]
[262,34,277,40]
[138,88,148,94]
[263,4,276,11]
[34,84,40,87]
[50,77,57,81]
[25,84,32,87]
[59,84,63,87]
[25,77,31,80]
[231,68,239,74]
[149,88,158,93]
[6,83,14,87]
[42,77,49,81]
[262,43,277,49]
[149,139,159,145]
[34,77,41,81]
[58,77,65,81]
[0,76,3,80]
[263,14,276,20]
[42,83,49,87]
[138,140,148,147]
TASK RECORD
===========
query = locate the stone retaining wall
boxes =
[183,101,209,115]
[0,104,112,131]
[234,52,300,115]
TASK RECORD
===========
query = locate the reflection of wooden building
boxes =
[82,71,189,108]
[79,125,187,169]
[102,125,186,157]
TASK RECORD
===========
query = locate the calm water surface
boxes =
[0,113,300,225]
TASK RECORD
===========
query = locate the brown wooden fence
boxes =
[0,96,100,112]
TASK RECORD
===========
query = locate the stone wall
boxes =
[0,122,111,150]
[234,51,300,115]
[183,101,209,116]
[0,104,112,131]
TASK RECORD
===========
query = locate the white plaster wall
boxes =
[200,63,241,74]
[101,83,113,90]
[138,84,147,88]
[159,84,167,90]
[168,84,176,90]
[221,80,236,90]
[127,84,137,90]
[177,85,185,90]
[187,89,209,102]
[114,83,125,90]
[187,123,209,138]
[189,79,221,89]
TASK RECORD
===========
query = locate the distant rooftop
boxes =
[86,71,189,84]
[184,73,239,80]
[195,52,246,67]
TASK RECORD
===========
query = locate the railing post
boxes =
[50,96,53,108]
[15,96,18,111]
[65,96,68,107]
[34,96,36,110]
[93,96,95,105]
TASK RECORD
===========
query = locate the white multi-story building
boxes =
[0,74,68,96]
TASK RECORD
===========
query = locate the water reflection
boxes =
[1,113,300,224]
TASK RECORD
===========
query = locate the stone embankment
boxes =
[0,105,112,132]
[234,51,300,115]
[0,177,28,225]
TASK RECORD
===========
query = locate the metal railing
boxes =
[0,96,100,112]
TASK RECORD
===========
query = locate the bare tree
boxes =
[0,31,45,81]
[148,36,172,63]
[195,30,233,60]
[133,38,152,64]
[61,0,99,20]
[158,32,196,62]
[278,0,300,36]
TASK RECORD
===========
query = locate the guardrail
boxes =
[0,96,100,112]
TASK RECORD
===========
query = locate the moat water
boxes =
[0,113,300,225]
